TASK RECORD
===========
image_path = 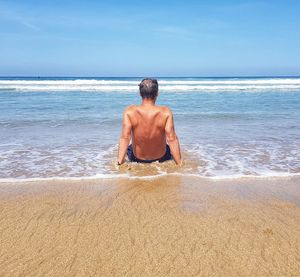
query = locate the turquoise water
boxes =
[0,77,299,179]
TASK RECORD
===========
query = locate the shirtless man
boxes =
[117,78,181,165]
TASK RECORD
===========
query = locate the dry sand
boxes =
[0,175,300,276]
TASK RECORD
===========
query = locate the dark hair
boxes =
[139,78,158,99]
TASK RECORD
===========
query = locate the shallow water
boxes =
[0,77,299,179]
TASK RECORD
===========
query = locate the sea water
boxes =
[0,77,299,180]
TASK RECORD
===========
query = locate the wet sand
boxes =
[0,176,300,276]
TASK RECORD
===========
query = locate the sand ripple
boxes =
[0,176,299,276]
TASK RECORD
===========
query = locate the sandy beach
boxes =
[0,176,299,276]
[1,0,300,275]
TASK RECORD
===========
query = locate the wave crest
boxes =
[1,78,300,92]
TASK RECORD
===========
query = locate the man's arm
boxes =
[117,108,132,165]
[165,108,182,165]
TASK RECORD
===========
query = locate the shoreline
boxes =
[1,171,300,183]
[0,176,299,275]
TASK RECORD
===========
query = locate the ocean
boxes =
[0,76,299,180]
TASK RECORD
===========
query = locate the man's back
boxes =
[126,105,169,160]
[117,78,181,165]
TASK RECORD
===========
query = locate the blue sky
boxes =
[0,0,300,76]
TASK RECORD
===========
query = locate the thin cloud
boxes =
[0,6,40,31]
[158,26,191,35]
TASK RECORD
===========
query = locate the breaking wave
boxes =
[1,78,300,92]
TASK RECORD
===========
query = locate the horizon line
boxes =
[0,75,300,79]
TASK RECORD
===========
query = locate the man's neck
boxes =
[141,98,156,106]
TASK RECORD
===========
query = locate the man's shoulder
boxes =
[157,106,173,115]
[124,105,138,114]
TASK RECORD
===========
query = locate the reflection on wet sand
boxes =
[0,176,299,276]
[108,149,200,177]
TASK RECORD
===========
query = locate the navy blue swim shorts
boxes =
[127,144,172,163]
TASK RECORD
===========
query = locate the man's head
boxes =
[139,78,158,100]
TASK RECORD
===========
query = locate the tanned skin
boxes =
[118,97,182,165]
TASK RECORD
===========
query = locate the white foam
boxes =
[185,142,300,178]
[1,140,299,182]
[1,78,300,92]
[0,171,299,184]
